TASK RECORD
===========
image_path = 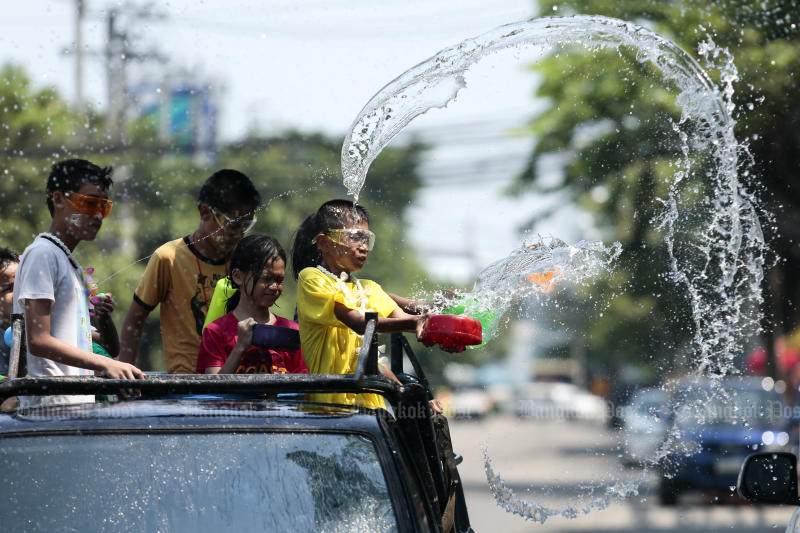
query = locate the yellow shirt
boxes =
[297,267,399,409]
[134,237,227,374]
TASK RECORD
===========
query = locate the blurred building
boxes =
[127,75,218,163]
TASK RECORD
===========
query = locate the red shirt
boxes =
[197,312,308,374]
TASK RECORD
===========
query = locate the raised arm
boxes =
[334,302,426,336]
[387,293,432,315]
[203,318,257,375]
[388,289,459,315]
[25,299,144,379]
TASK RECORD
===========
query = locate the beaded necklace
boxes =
[316,264,372,316]
[39,232,79,269]
[190,232,210,308]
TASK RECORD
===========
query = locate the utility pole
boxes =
[74,0,86,120]
[62,0,88,140]
[105,8,119,139]
[98,3,166,262]
[103,3,167,142]
[64,2,167,142]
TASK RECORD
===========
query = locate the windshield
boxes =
[0,432,397,532]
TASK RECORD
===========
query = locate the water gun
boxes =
[252,324,300,350]
[203,278,238,330]
[436,265,560,349]
[419,314,483,352]
[440,298,497,349]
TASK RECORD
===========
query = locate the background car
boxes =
[659,376,792,506]
[515,381,606,421]
[619,386,670,465]
[444,385,494,420]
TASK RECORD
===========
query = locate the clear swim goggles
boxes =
[325,228,376,250]
[210,206,257,233]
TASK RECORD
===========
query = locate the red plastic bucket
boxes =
[420,315,483,351]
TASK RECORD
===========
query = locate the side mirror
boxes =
[737,452,800,505]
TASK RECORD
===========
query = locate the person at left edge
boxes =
[0,246,19,378]
[13,159,145,408]
[119,170,261,374]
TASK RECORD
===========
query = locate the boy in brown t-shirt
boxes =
[119,170,261,373]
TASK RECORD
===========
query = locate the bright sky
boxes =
[3,0,590,283]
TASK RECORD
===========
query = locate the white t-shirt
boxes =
[13,236,94,407]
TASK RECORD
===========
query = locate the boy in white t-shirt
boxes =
[13,159,145,407]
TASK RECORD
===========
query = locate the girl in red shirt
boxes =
[197,234,307,374]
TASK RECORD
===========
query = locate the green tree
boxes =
[0,64,81,249]
[93,131,433,370]
[215,133,458,378]
[514,2,800,373]
[0,63,438,373]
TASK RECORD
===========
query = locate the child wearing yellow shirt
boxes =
[291,199,429,409]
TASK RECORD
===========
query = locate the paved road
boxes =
[448,414,795,532]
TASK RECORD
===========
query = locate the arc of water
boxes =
[341,15,729,197]
[340,14,770,524]
[341,14,765,377]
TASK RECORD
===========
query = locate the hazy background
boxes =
[4,0,586,283]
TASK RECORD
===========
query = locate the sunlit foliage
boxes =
[0,64,435,370]
[515,1,800,374]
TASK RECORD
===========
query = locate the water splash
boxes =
[342,13,764,378]
[438,237,621,344]
[484,447,641,523]
[341,14,766,524]
[342,15,730,196]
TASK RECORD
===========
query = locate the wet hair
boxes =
[46,159,113,216]
[225,234,286,313]
[0,247,19,271]
[197,169,261,214]
[290,199,369,279]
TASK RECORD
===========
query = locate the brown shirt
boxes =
[134,236,227,374]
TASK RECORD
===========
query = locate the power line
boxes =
[141,6,533,41]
